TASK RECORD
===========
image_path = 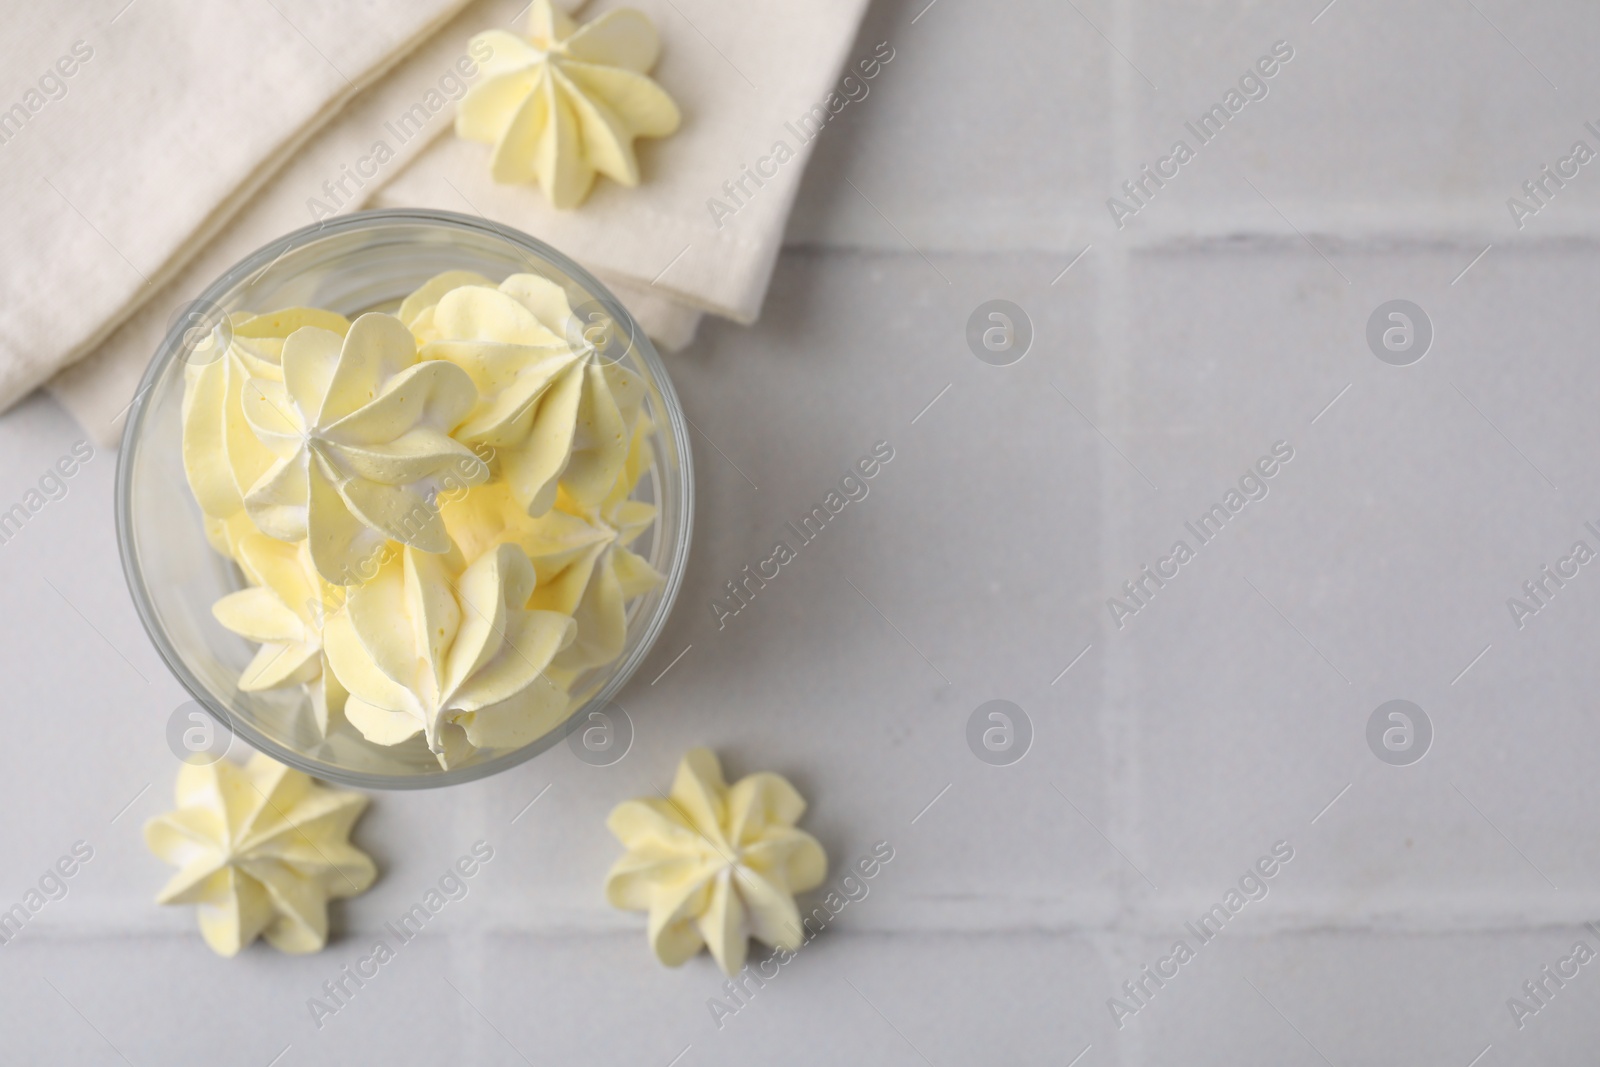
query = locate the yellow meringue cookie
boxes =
[605,749,827,976]
[545,416,660,675]
[182,308,350,522]
[397,269,495,344]
[201,508,261,566]
[438,430,658,687]
[440,479,612,589]
[144,753,376,957]
[211,531,349,735]
[457,0,681,208]
[239,312,489,585]
[421,274,643,516]
[322,541,576,766]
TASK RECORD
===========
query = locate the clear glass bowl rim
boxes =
[114,208,695,789]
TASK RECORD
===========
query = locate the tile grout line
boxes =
[1106,0,1143,877]
[1095,3,1149,1065]
[35,903,1600,937]
[460,755,491,1064]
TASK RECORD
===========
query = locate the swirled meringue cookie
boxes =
[145,753,376,957]
[457,0,681,208]
[605,749,827,976]
[397,269,494,343]
[240,312,489,585]
[211,531,348,734]
[182,308,350,525]
[322,541,576,767]
[439,419,660,686]
[546,417,660,676]
[202,508,261,566]
[418,273,644,515]
[441,480,612,591]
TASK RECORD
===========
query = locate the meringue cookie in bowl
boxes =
[415,273,644,516]
[210,530,348,735]
[439,418,662,689]
[118,209,693,788]
[240,311,488,585]
[545,417,663,677]
[181,307,350,530]
[324,542,576,768]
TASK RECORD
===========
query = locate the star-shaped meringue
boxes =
[145,753,376,957]
[397,269,495,344]
[182,307,350,522]
[441,479,612,591]
[322,541,576,766]
[605,749,827,976]
[201,508,261,568]
[417,274,644,516]
[211,530,349,735]
[458,0,682,208]
[441,417,659,685]
[240,312,489,585]
[544,416,660,676]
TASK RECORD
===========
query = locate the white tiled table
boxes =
[6,0,1600,1063]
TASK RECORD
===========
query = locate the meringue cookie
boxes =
[211,531,349,734]
[240,312,489,585]
[421,274,643,515]
[605,749,827,976]
[145,753,376,957]
[545,416,660,675]
[439,425,658,686]
[201,508,261,567]
[322,541,576,766]
[440,479,612,590]
[457,0,681,208]
[182,308,350,521]
[397,269,494,344]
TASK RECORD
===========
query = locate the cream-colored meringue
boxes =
[605,749,827,976]
[440,417,658,683]
[201,508,260,567]
[457,0,681,208]
[240,312,488,585]
[211,531,348,734]
[398,269,494,344]
[322,541,576,766]
[546,417,660,675]
[420,274,643,516]
[182,308,350,522]
[145,753,376,957]
[440,479,611,590]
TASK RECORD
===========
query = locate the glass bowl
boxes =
[116,209,693,788]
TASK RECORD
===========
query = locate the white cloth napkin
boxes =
[47,0,567,442]
[35,0,874,443]
[0,0,477,418]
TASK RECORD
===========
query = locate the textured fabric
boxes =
[47,0,555,443]
[0,0,477,417]
[36,0,872,443]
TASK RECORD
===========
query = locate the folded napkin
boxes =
[0,0,476,418]
[39,0,874,443]
[49,0,567,442]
